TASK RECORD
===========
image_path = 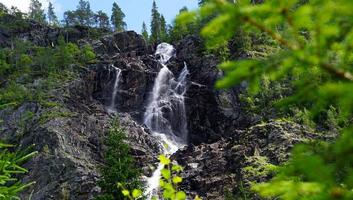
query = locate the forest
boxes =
[1,0,353,199]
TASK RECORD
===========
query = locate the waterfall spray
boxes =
[108,65,122,112]
[144,43,189,199]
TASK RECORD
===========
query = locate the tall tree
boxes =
[141,22,149,42]
[111,2,126,32]
[76,0,93,26]
[29,0,46,24]
[159,15,167,42]
[47,2,59,26]
[63,10,77,26]
[94,10,110,29]
[150,0,161,43]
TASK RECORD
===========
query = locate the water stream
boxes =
[144,43,189,199]
[107,65,122,112]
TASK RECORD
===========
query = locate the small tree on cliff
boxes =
[76,0,94,26]
[29,0,46,24]
[150,0,161,43]
[94,10,110,29]
[96,118,141,200]
[47,2,59,26]
[141,22,149,43]
[111,2,126,32]
[160,15,168,42]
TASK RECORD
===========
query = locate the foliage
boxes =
[47,2,59,26]
[0,143,38,199]
[111,2,126,32]
[168,7,199,43]
[29,0,46,24]
[120,155,202,200]
[0,37,95,110]
[95,10,110,29]
[177,0,353,199]
[141,22,149,42]
[96,118,142,200]
[150,0,161,43]
[75,0,94,26]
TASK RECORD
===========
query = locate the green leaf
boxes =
[176,191,187,200]
[172,164,183,172]
[172,176,183,184]
[159,155,170,165]
[132,189,142,198]
[121,189,130,196]
[161,168,171,180]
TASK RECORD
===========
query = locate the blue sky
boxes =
[0,0,199,33]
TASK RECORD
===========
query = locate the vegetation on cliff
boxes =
[0,143,37,199]
[177,0,353,199]
[1,0,353,199]
[96,118,141,200]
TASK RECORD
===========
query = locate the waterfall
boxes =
[144,43,189,199]
[108,65,122,112]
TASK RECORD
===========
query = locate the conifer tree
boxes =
[47,2,59,26]
[160,15,167,42]
[150,0,161,43]
[141,22,149,43]
[94,10,110,29]
[29,0,46,24]
[76,0,93,26]
[63,10,77,26]
[111,2,126,32]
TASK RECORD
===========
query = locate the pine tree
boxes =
[63,10,77,26]
[141,22,149,43]
[150,0,161,43]
[96,119,141,199]
[111,2,126,32]
[160,15,167,42]
[94,10,110,29]
[47,2,59,26]
[29,0,46,24]
[76,0,93,26]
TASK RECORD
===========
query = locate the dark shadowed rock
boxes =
[173,120,330,199]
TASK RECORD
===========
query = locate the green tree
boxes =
[141,22,149,43]
[168,7,197,42]
[150,0,161,43]
[96,119,141,200]
[111,2,126,32]
[63,10,78,26]
[76,0,93,26]
[160,15,168,42]
[47,2,59,26]
[28,0,46,24]
[177,0,353,199]
[95,10,110,29]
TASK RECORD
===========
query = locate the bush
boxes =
[96,118,142,200]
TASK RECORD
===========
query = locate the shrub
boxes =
[96,119,142,200]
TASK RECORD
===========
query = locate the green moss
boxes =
[38,110,74,125]
[242,156,278,183]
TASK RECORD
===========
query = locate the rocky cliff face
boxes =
[0,22,323,199]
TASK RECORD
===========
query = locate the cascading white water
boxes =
[108,65,122,112]
[144,43,189,199]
